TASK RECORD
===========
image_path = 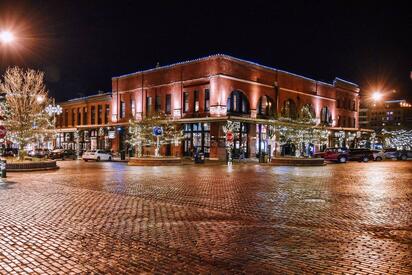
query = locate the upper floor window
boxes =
[77,108,81,126]
[166,94,171,114]
[227,91,250,114]
[120,100,125,119]
[204,89,210,112]
[155,95,161,112]
[146,96,152,115]
[83,107,87,125]
[183,92,189,113]
[194,90,199,112]
[320,106,332,125]
[91,106,96,124]
[131,98,136,117]
[105,104,110,123]
[281,99,297,119]
[98,105,102,124]
[71,109,76,126]
[65,110,69,127]
[257,96,275,116]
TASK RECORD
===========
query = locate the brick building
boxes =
[56,54,368,159]
[359,99,412,130]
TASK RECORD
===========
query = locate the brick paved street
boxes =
[0,161,411,274]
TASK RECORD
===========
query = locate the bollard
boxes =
[0,159,6,178]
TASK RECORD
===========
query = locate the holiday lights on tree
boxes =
[0,67,55,160]
[128,112,183,157]
[382,129,412,149]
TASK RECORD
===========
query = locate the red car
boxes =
[315,147,349,163]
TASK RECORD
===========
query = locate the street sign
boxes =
[153,126,163,136]
[226,131,234,142]
[0,126,6,139]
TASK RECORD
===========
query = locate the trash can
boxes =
[195,152,205,164]
[0,159,6,178]
[120,150,126,160]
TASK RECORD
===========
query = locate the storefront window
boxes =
[183,123,210,157]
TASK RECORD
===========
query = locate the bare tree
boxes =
[0,67,54,160]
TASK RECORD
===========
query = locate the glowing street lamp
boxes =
[0,31,15,44]
[371,91,383,102]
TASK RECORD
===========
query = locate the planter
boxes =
[269,157,325,166]
[128,157,182,166]
[6,160,59,172]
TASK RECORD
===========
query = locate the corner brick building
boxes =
[56,54,366,159]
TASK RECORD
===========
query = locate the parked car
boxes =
[314,147,348,163]
[49,149,77,160]
[28,148,50,158]
[82,150,112,162]
[383,148,398,159]
[397,150,412,160]
[383,148,412,160]
[371,149,384,161]
[2,148,18,157]
[348,148,373,162]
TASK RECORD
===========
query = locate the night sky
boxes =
[0,1,411,102]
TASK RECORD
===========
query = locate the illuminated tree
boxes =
[128,112,183,157]
[0,67,54,160]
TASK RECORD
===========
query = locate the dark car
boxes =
[348,148,373,162]
[28,148,50,158]
[314,147,348,163]
[397,150,412,160]
[49,149,77,160]
[2,148,18,157]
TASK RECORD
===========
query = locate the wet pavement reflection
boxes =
[0,161,411,273]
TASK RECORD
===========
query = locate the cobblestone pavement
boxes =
[0,161,411,274]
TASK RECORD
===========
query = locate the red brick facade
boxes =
[56,54,361,159]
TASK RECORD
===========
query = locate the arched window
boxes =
[320,106,332,125]
[227,91,250,114]
[257,96,275,116]
[299,104,315,121]
[281,99,297,119]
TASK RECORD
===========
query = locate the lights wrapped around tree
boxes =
[382,129,412,149]
[0,67,55,160]
[128,112,183,157]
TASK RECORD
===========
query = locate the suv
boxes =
[49,149,77,160]
[315,147,348,163]
[82,150,112,162]
[348,148,373,162]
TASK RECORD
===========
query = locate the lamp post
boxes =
[0,31,15,44]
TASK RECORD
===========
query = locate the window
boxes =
[155,95,161,112]
[166,94,171,114]
[194,90,199,112]
[91,106,96,124]
[131,98,136,117]
[320,106,332,125]
[258,96,274,116]
[98,105,102,124]
[65,110,69,127]
[204,89,210,112]
[352,100,356,111]
[83,107,87,125]
[71,109,75,126]
[105,104,110,123]
[183,92,189,112]
[281,99,297,119]
[337,99,341,108]
[77,108,81,126]
[146,96,152,114]
[120,100,125,119]
[227,91,250,114]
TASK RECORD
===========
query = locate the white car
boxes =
[372,149,384,161]
[82,150,112,162]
